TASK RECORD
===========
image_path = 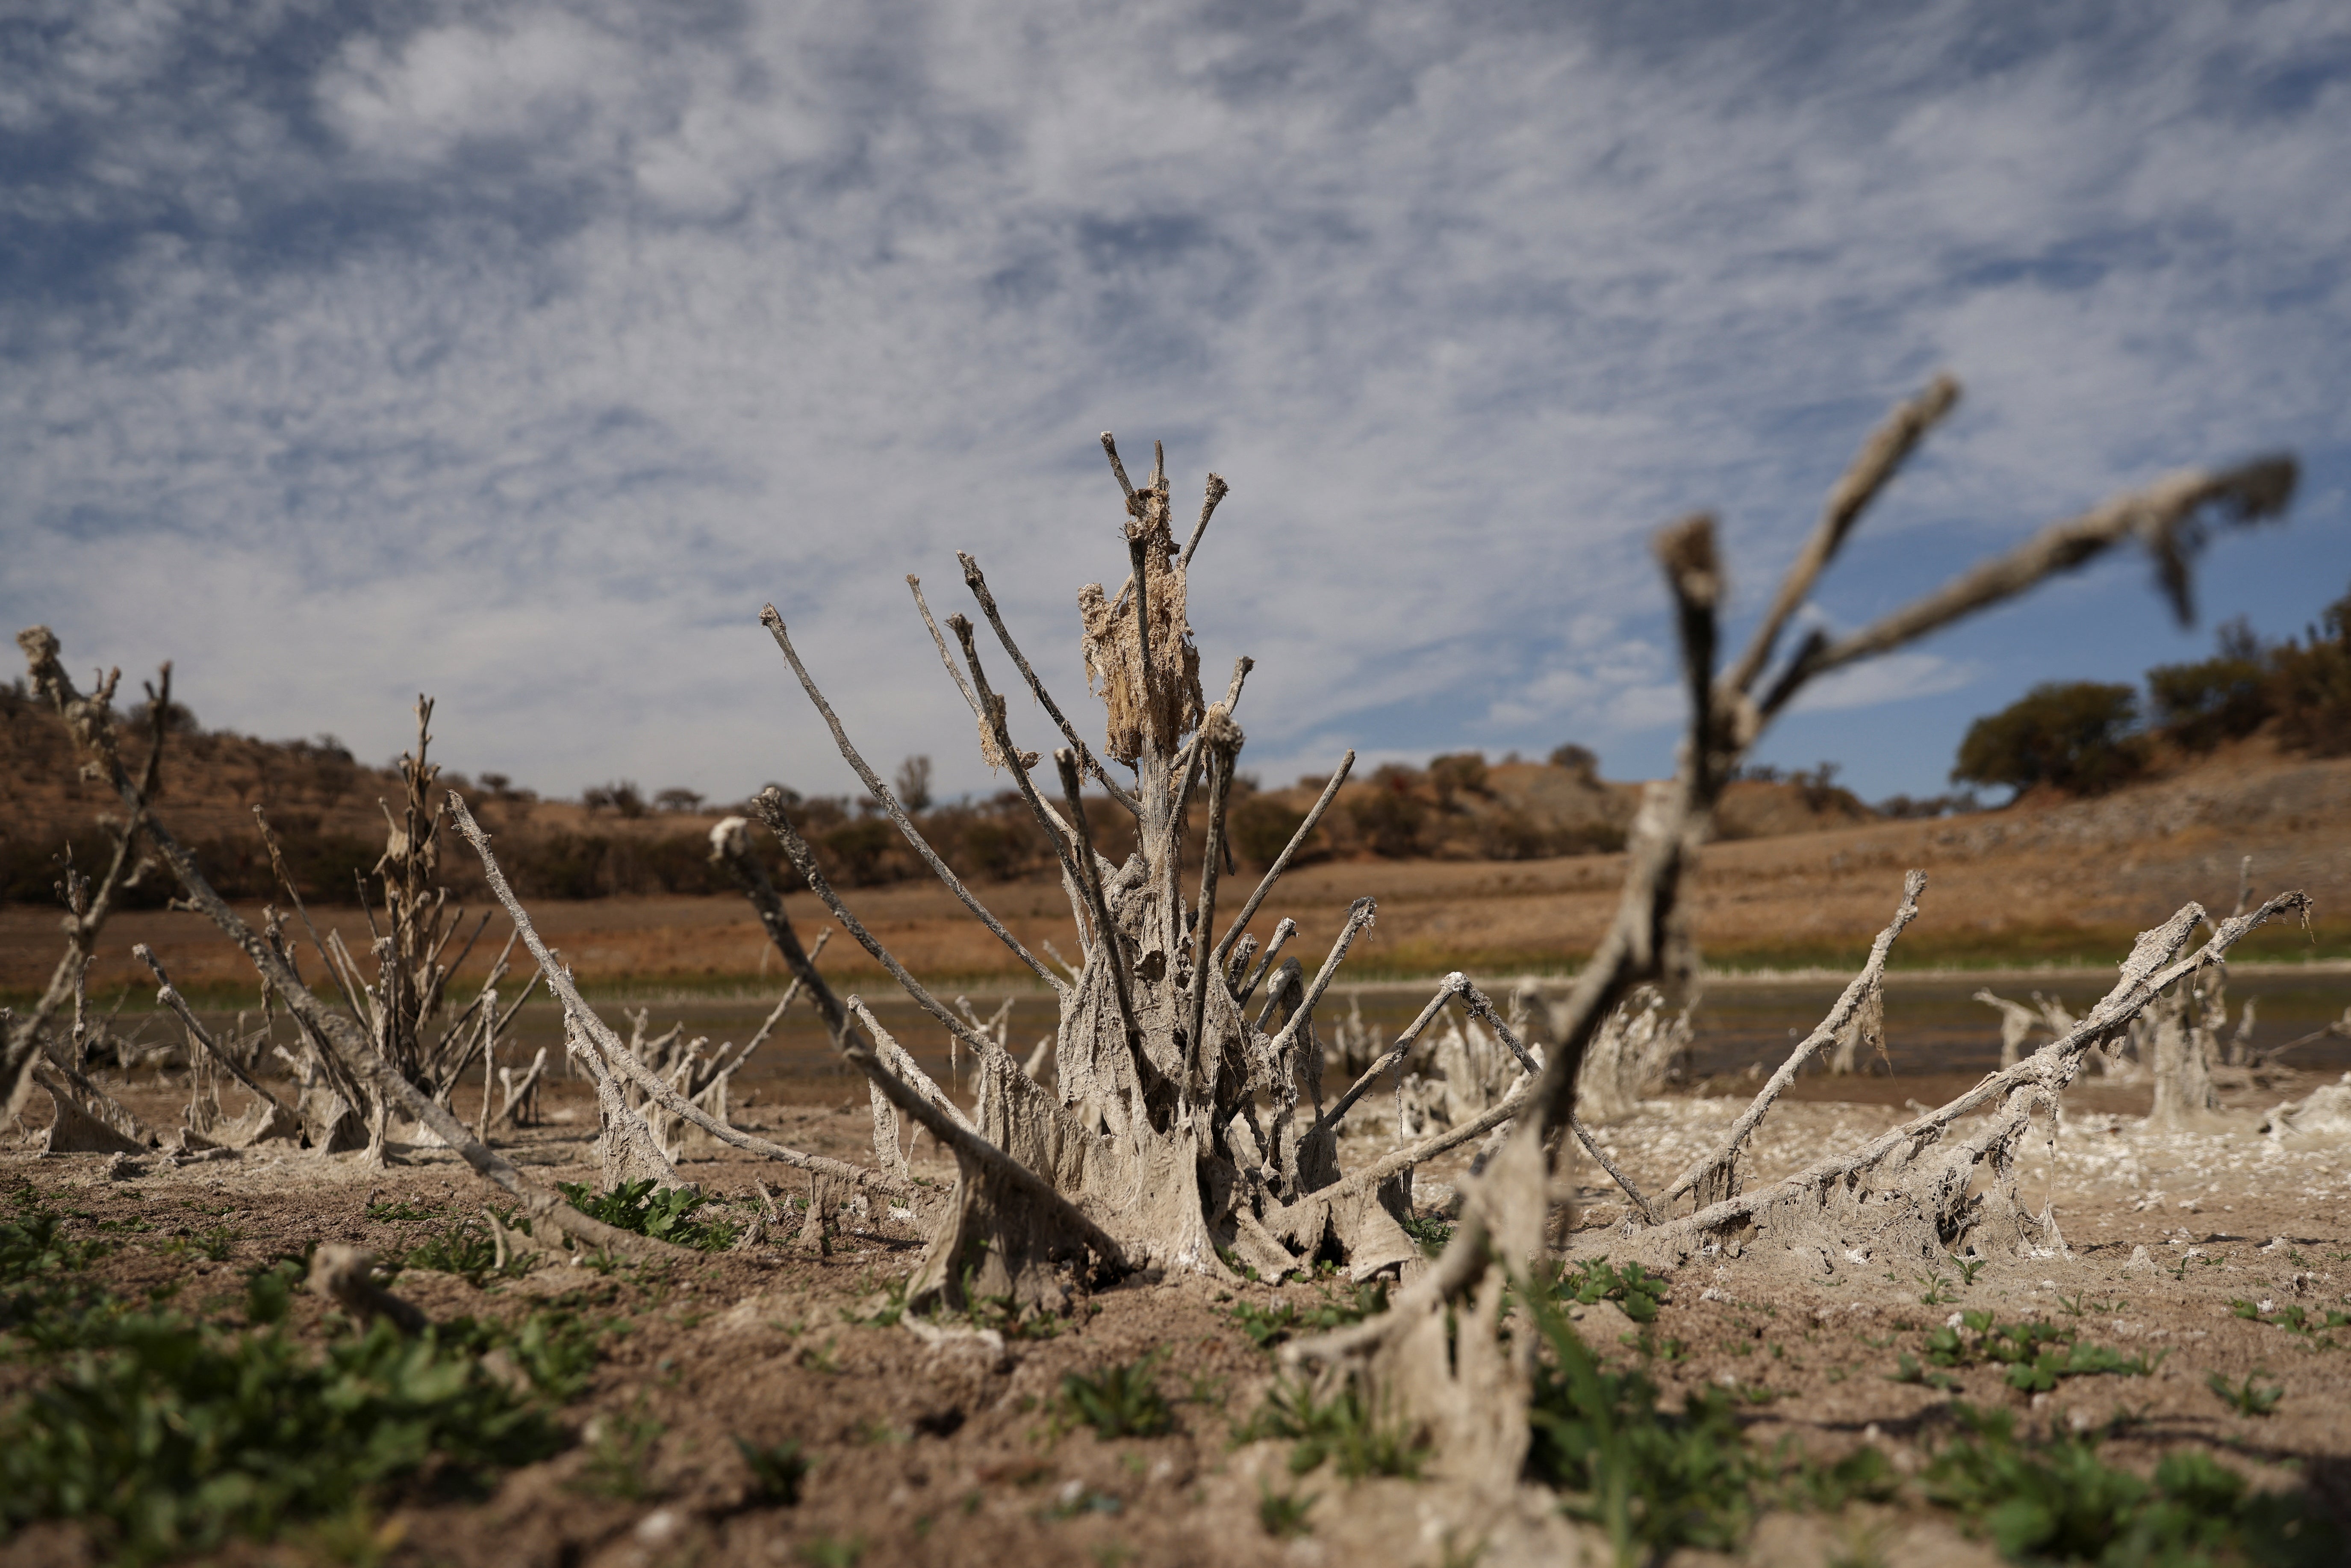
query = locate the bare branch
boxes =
[1236,917,1297,1006]
[1214,750,1354,970]
[745,793,1006,1064]
[1762,457,2298,718]
[761,604,1065,993]
[907,575,984,719]
[452,797,911,1200]
[1184,707,1242,1073]
[1303,974,1464,1141]
[1181,472,1230,569]
[958,552,1140,816]
[848,997,980,1136]
[134,945,298,1123]
[1567,1114,1661,1226]
[1100,431,1139,509]
[1265,897,1377,1061]
[1725,375,1961,698]
[1662,870,1926,1205]
[1055,749,1141,1050]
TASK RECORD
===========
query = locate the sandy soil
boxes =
[7,1059,2348,1567]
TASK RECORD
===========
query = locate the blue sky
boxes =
[5,1,2348,807]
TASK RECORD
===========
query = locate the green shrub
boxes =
[1925,1404,2334,1565]
[0,1317,560,1562]
[1058,1359,1173,1439]
[555,1180,737,1251]
[1237,1378,1424,1480]
[2270,584,2351,756]
[2148,619,2272,752]
[1524,1296,1756,1564]
[1228,1282,1390,1350]
[1953,681,2148,797]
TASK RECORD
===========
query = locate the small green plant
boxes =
[401,1217,533,1287]
[1227,1280,1389,1349]
[1238,1378,1426,1480]
[364,1200,443,1223]
[797,1535,865,1567]
[2056,1292,2121,1319]
[1925,1403,2333,1564]
[1059,1358,1173,1439]
[736,1437,811,1504]
[2207,1371,2284,1417]
[1258,1482,1317,1538]
[0,1315,561,1563]
[575,1402,665,1499]
[1401,1211,1455,1257]
[1523,1294,1755,1565]
[1899,1311,2163,1393]
[1951,1255,1987,1287]
[1548,1257,1670,1324]
[1918,1273,1955,1306]
[159,1223,242,1263]
[555,1179,738,1251]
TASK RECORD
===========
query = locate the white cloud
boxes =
[2,0,2347,802]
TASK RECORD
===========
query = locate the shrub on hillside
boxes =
[1548,743,1600,783]
[1232,793,1311,867]
[2147,619,2272,753]
[1953,681,2148,797]
[1350,764,1428,857]
[2269,585,2351,756]
[1427,752,1488,803]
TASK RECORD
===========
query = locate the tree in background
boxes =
[1547,742,1599,782]
[893,754,934,812]
[1952,680,2148,797]
[2269,584,2351,756]
[2147,618,2271,752]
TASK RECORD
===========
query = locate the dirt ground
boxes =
[7,1057,2348,1568]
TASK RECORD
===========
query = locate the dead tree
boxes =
[3,631,170,1153]
[15,630,690,1263]
[1286,374,2304,1485]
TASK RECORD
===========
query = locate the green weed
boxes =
[798,1534,865,1567]
[736,1437,811,1504]
[1257,1483,1317,1538]
[1059,1358,1173,1439]
[1547,1257,1670,1324]
[555,1179,738,1251]
[1900,1311,2164,1393]
[1402,1212,1455,1257]
[1523,1293,1756,1565]
[1952,1256,1988,1287]
[0,1315,560,1563]
[1926,1404,2333,1564]
[2207,1372,2284,1418]
[1227,1281,1390,1349]
[1239,1378,1425,1480]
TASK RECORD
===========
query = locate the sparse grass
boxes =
[159,1223,242,1263]
[1893,1311,2165,1393]
[574,1401,665,1499]
[1546,1257,1670,1324]
[1058,1357,1173,1439]
[555,1179,738,1251]
[1925,1403,2333,1564]
[398,1215,535,1288]
[1227,1280,1390,1349]
[0,1314,562,1563]
[1257,1482,1317,1538]
[2206,1372,2284,1418]
[736,1437,811,1504]
[1237,1378,1425,1480]
[2232,1299,2351,1347]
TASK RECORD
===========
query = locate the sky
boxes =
[5,0,2348,809]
